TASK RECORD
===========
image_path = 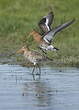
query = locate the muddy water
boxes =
[0,64,79,110]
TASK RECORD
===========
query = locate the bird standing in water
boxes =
[16,46,48,79]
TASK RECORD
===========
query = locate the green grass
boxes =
[0,0,79,66]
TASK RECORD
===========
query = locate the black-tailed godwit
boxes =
[29,30,58,53]
[16,46,48,79]
[30,19,75,53]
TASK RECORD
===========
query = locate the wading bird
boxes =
[16,46,49,79]
[30,19,75,53]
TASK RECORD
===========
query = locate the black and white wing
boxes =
[43,19,75,43]
[38,12,54,33]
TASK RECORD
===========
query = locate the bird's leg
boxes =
[36,64,41,79]
[32,66,36,80]
[32,66,35,74]
[38,64,41,75]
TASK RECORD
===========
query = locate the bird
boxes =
[29,19,75,53]
[16,46,49,79]
[38,11,54,33]
[29,30,59,53]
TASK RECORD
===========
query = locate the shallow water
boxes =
[0,64,79,110]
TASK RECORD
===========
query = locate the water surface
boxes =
[0,64,79,110]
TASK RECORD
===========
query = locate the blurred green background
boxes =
[0,0,79,66]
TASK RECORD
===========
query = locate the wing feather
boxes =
[43,19,75,43]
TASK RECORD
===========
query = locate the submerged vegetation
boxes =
[0,0,79,66]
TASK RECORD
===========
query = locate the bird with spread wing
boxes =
[29,12,75,53]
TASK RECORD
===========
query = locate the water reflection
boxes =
[0,64,79,110]
[22,80,55,107]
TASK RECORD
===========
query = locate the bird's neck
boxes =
[31,32,42,43]
[23,49,30,55]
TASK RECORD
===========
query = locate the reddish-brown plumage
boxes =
[29,30,47,44]
[30,30,42,43]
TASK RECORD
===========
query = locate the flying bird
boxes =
[29,30,59,53]
[30,19,75,52]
